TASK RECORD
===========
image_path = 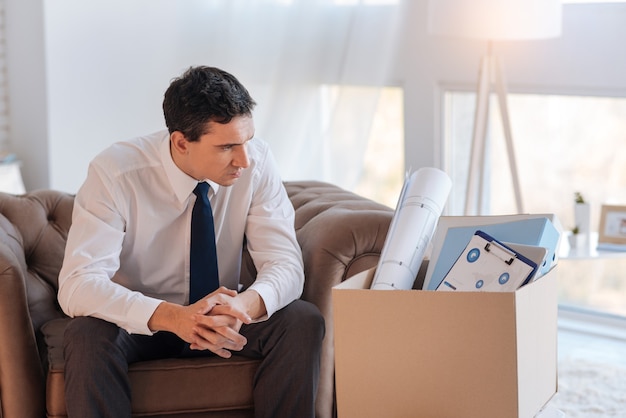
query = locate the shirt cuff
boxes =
[125,295,164,335]
[247,282,277,320]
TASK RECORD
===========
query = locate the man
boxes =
[57,66,324,418]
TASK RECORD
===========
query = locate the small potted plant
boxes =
[568,225,582,249]
[573,192,590,236]
[574,192,584,204]
[572,192,590,251]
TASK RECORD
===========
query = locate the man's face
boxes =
[175,115,255,186]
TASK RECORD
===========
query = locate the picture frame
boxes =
[598,204,626,245]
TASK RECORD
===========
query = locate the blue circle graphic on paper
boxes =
[475,279,484,289]
[467,248,480,263]
[499,273,510,285]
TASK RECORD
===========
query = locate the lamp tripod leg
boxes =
[465,55,491,216]
[494,56,524,214]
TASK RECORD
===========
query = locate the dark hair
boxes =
[163,66,256,142]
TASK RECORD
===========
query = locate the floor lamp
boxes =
[428,0,562,215]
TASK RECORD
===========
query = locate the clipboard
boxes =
[436,230,538,292]
[502,241,549,282]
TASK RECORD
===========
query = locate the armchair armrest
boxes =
[0,240,46,418]
[284,180,393,418]
[296,207,392,306]
[286,181,392,298]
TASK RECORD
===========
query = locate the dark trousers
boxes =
[63,299,325,418]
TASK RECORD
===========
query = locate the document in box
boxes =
[423,215,561,290]
[437,231,538,292]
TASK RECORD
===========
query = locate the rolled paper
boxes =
[371,167,452,290]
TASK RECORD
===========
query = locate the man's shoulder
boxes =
[92,130,168,172]
[248,136,270,155]
[246,136,273,169]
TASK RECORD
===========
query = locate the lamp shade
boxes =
[428,0,562,40]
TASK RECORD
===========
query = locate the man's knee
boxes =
[283,300,326,343]
[63,317,123,365]
[239,300,325,360]
[65,317,116,345]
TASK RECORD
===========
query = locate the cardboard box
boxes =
[332,267,558,418]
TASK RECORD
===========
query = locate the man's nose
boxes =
[234,145,250,169]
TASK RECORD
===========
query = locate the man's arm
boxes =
[58,164,165,335]
[243,143,305,318]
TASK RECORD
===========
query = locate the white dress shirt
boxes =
[57,130,304,335]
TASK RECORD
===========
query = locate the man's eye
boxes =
[222,145,233,151]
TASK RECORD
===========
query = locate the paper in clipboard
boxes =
[437,230,538,292]
[502,241,549,282]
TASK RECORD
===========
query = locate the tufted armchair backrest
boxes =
[0,190,74,332]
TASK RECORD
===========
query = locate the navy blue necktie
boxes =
[189,182,219,304]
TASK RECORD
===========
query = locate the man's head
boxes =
[163,66,256,142]
[165,66,257,186]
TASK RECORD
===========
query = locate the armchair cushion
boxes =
[41,318,258,418]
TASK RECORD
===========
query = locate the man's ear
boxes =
[170,131,189,155]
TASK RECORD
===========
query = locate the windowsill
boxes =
[558,304,626,341]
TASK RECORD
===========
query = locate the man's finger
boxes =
[191,326,246,352]
[210,304,252,324]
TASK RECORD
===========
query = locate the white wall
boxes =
[43,1,183,192]
[4,1,626,193]
[4,0,49,192]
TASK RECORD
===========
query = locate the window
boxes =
[445,92,626,225]
[445,91,626,316]
[352,87,404,208]
[321,85,404,209]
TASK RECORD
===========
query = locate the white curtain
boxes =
[172,0,406,190]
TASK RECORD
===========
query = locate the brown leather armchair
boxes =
[0,180,393,418]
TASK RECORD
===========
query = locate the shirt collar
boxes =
[159,133,222,204]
